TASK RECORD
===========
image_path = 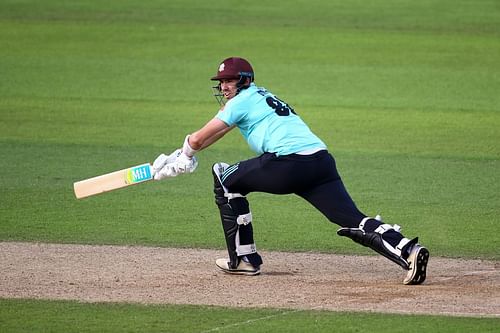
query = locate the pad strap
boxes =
[396,237,411,253]
[225,193,245,200]
[375,223,401,234]
[236,228,257,256]
[236,212,252,225]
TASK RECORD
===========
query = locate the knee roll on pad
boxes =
[212,163,258,268]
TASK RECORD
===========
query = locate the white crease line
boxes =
[200,306,324,333]
[199,305,500,332]
[463,270,499,276]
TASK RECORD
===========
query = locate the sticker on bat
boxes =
[126,163,153,184]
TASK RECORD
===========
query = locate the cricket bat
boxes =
[73,163,153,199]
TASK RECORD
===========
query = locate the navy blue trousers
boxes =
[220,150,366,228]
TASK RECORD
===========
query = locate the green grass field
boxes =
[2,299,500,333]
[1,0,499,332]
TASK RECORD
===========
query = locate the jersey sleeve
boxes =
[215,99,246,127]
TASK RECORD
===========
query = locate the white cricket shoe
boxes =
[403,244,429,285]
[215,258,260,276]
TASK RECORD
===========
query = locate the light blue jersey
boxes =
[216,83,327,156]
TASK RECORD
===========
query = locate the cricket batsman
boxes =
[152,57,429,285]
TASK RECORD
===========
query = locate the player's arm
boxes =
[153,118,233,180]
[190,118,234,151]
[175,117,232,171]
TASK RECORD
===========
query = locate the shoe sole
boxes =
[404,247,429,285]
[215,262,260,276]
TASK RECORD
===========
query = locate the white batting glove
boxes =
[152,149,181,180]
[172,152,198,174]
[154,163,180,180]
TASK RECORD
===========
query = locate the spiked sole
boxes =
[215,259,260,276]
[403,246,429,285]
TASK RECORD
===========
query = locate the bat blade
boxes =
[73,163,153,199]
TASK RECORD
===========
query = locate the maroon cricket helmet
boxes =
[211,57,255,81]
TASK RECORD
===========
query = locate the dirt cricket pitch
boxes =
[1,242,499,318]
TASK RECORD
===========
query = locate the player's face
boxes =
[219,79,239,100]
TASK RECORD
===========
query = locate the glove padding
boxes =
[154,163,179,180]
[171,152,198,174]
[152,149,181,180]
[153,150,198,180]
